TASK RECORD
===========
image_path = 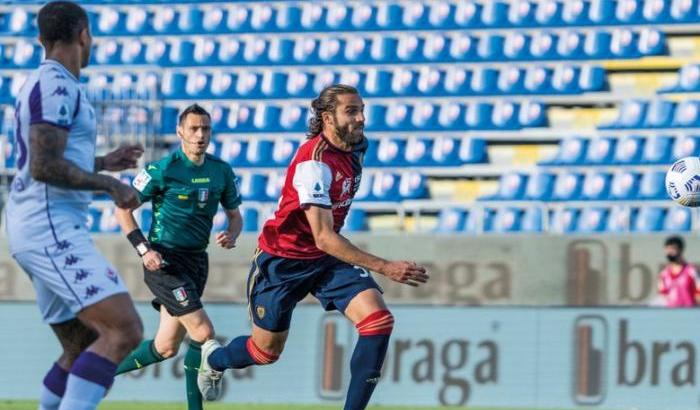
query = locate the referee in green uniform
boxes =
[113,104,243,409]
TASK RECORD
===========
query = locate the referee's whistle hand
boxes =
[216,231,236,249]
[143,250,164,271]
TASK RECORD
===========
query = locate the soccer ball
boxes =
[666,156,700,207]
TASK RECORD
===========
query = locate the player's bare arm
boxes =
[216,208,242,249]
[305,204,429,287]
[94,144,144,172]
[30,123,139,209]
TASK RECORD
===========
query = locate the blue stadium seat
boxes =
[632,207,666,232]
[192,38,219,66]
[584,30,613,59]
[7,9,34,35]
[585,137,616,164]
[161,72,187,99]
[581,171,612,200]
[551,65,580,94]
[541,137,588,165]
[264,171,285,202]
[370,172,401,201]
[605,206,631,232]
[477,33,505,61]
[271,138,298,167]
[577,207,609,233]
[503,32,531,60]
[298,3,326,31]
[530,32,558,59]
[638,170,667,199]
[217,39,243,65]
[169,40,195,66]
[589,0,616,24]
[98,208,121,233]
[423,33,450,62]
[293,38,321,65]
[238,172,268,201]
[454,2,482,28]
[579,65,607,92]
[644,99,676,128]
[243,38,269,65]
[178,6,204,33]
[443,67,471,94]
[642,135,673,164]
[396,34,422,63]
[449,33,479,61]
[153,8,178,34]
[536,0,564,25]
[552,172,584,201]
[492,101,520,129]
[613,136,644,164]
[458,137,488,164]
[673,64,700,92]
[609,171,640,200]
[670,0,697,22]
[210,72,235,98]
[524,66,553,94]
[0,77,11,104]
[416,67,443,95]
[96,7,126,35]
[643,0,672,23]
[672,136,700,160]
[362,69,391,97]
[665,206,692,231]
[220,139,248,167]
[242,208,260,232]
[601,100,647,129]
[249,4,276,32]
[344,209,369,232]
[201,6,227,33]
[436,103,464,131]
[557,31,586,60]
[615,0,644,23]
[487,172,528,200]
[508,1,537,27]
[364,104,387,130]
[389,68,418,97]
[525,171,556,200]
[245,140,273,167]
[144,40,171,66]
[374,138,405,167]
[431,137,461,166]
[638,28,666,56]
[519,101,547,127]
[521,206,544,232]
[489,208,524,233]
[497,67,526,94]
[384,104,412,131]
[470,67,498,94]
[562,0,592,25]
[274,4,300,31]
[185,72,212,99]
[672,101,700,128]
[93,40,121,66]
[481,1,508,27]
[404,137,432,167]
[411,102,439,130]
[550,208,579,233]
[212,209,228,232]
[278,105,307,132]
[465,102,494,129]
[398,171,429,200]
[435,208,468,232]
[210,105,230,133]
[125,8,149,35]
[234,71,262,99]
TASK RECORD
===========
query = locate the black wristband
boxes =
[126,229,150,257]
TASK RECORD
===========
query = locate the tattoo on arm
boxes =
[29,123,116,191]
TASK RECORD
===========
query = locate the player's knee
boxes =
[355,310,394,337]
[110,322,143,354]
[157,344,180,359]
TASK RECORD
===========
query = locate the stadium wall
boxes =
[2,302,699,409]
[0,234,682,305]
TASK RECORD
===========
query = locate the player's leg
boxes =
[116,305,185,374]
[313,262,392,410]
[202,250,311,399]
[35,238,143,410]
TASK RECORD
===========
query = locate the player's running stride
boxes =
[5,2,144,410]
[198,84,429,409]
[114,104,243,410]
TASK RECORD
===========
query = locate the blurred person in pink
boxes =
[658,236,700,307]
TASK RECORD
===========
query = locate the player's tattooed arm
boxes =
[30,123,140,208]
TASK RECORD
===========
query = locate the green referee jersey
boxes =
[132,148,241,251]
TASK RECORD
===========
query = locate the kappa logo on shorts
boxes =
[64,254,81,268]
[105,268,119,285]
[84,285,102,299]
[256,305,266,320]
[172,287,189,307]
[73,269,92,284]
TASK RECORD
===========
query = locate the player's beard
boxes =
[335,121,364,146]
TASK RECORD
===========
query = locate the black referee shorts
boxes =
[144,243,208,317]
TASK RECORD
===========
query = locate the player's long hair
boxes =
[307,84,359,138]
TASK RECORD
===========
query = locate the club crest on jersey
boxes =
[172,287,189,307]
[197,188,209,208]
[256,305,266,319]
[341,178,352,197]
